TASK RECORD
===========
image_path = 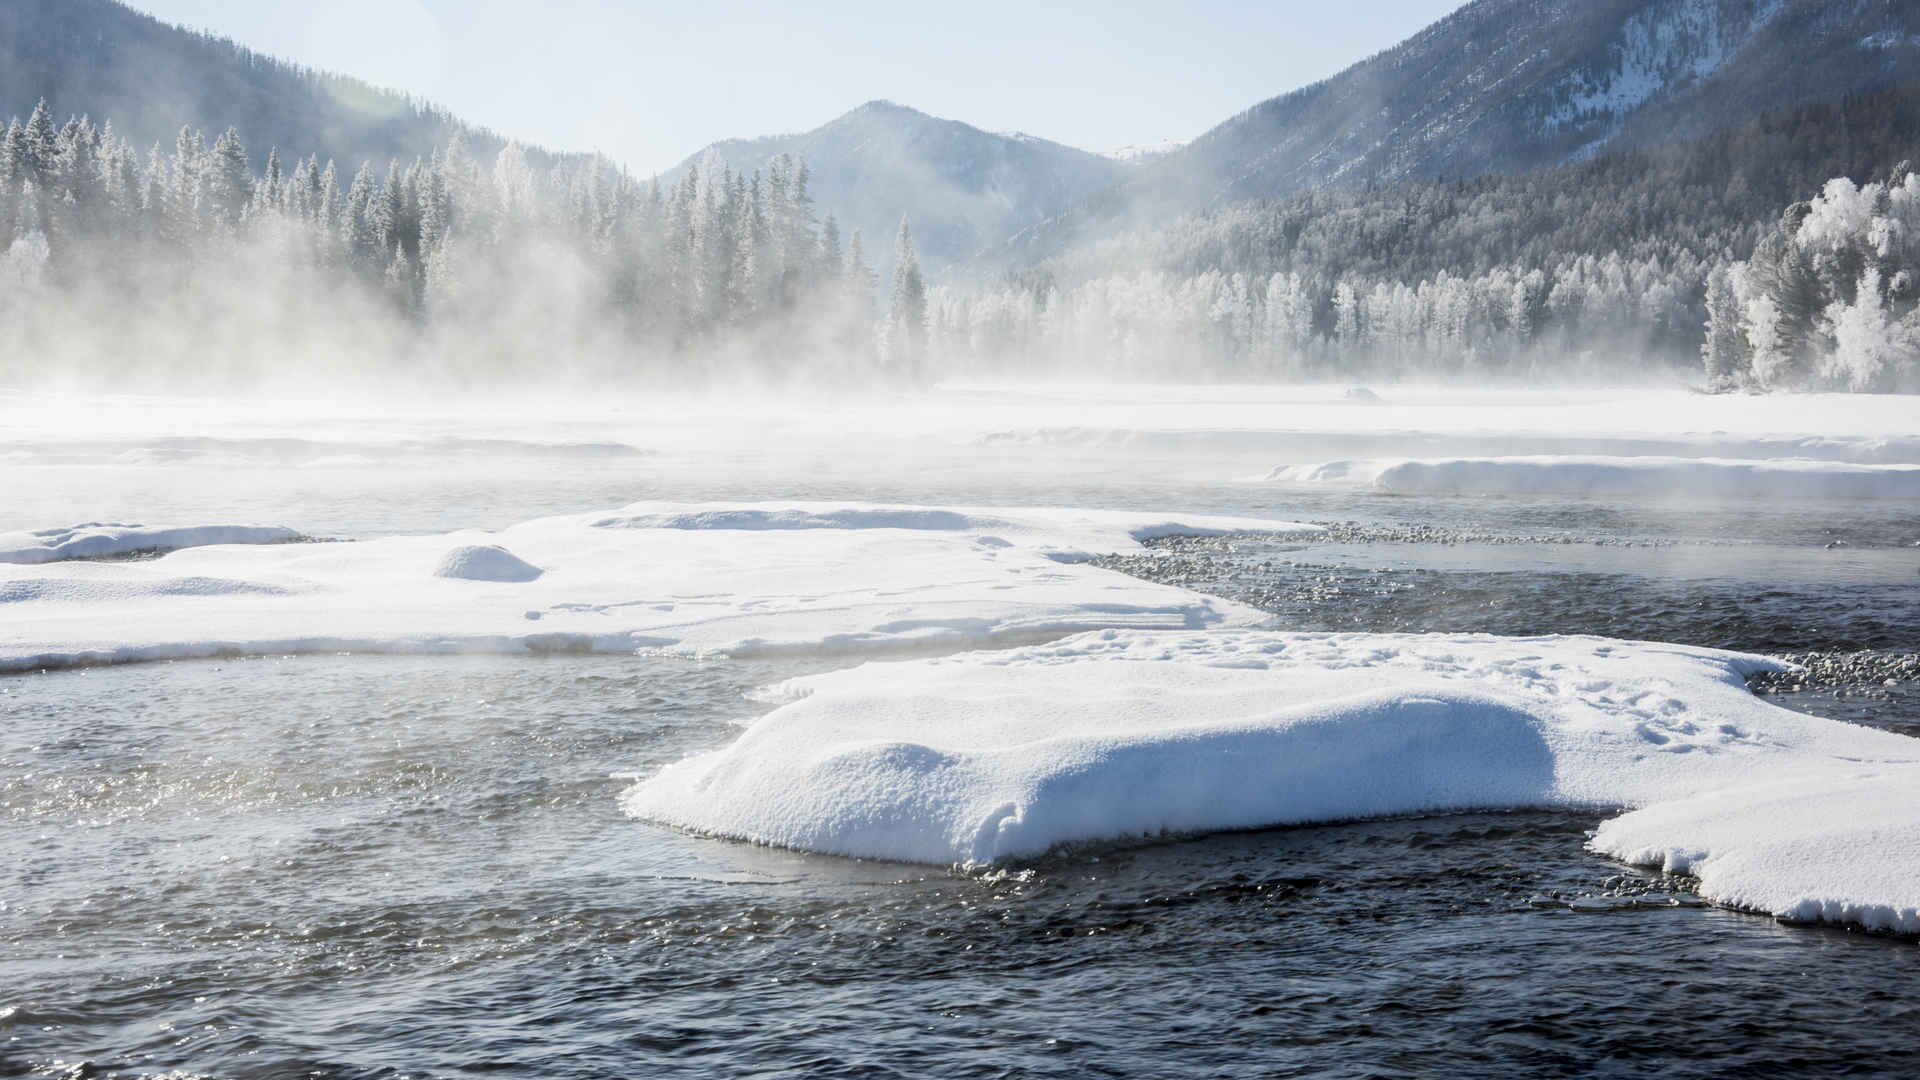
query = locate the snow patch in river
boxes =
[0,502,1312,672]
[622,630,1920,932]
[1264,456,1920,499]
[0,522,303,564]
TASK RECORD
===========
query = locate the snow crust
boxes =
[623,630,1920,930]
[1264,456,1920,498]
[0,522,301,564]
[0,502,1310,672]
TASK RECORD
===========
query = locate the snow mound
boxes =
[0,502,1311,672]
[623,630,1920,929]
[1264,456,1920,499]
[0,522,302,564]
[432,544,544,582]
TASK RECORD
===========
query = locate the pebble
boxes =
[1750,651,1920,694]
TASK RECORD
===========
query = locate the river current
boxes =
[5,420,1920,1078]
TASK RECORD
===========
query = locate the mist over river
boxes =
[4,386,1918,1077]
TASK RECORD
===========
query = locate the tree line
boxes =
[0,98,931,385]
[932,85,1920,388]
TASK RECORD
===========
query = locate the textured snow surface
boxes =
[0,502,1309,672]
[0,522,301,564]
[624,630,1920,930]
[1264,456,1920,498]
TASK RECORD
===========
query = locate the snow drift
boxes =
[623,630,1920,931]
[1264,456,1920,498]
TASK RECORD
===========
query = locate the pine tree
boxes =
[22,100,57,190]
[342,162,379,272]
[140,142,171,245]
[260,147,284,215]
[784,157,817,293]
[206,126,251,226]
[376,160,406,254]
[888,216,927,378]
[0,119,24,248]
[820,213,843,281]
[171,126,207,238]
[21,101,58,236]
[317,161,339,230]
[419,157,452,261]
[1701,265,1749,387]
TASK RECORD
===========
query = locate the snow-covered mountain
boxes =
[1004,0,1920,262]
[667,100,1129,272]
[0,0,552,171]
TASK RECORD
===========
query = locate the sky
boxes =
[129,1,1463,175]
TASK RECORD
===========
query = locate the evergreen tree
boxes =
[206,126,251,226]
[342,162,379,272]
[888,216,927,378]
[1701,266,1749,387]
[260,147,284,215]
[0,119,24,247]
[820,213,843,281]
[21,100,58,235]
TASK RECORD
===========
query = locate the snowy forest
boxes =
[0,99,930,386]
[3,84,1919,389]
[934,89,1920,390]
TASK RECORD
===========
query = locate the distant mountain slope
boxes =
[1004,0,1920,264]
[0,0,551,169]
[671,100,1129,271]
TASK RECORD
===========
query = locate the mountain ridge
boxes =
[666,99,1130,273]
[0,0,567,171]
[997,0,1920,268]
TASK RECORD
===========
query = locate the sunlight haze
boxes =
[124,0,1462,172]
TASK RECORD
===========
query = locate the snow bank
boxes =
[1264,456,1920,498]
[0,522,302,564]
[623,630,1920,929]
[1589,770,1920,934]
[0,502,1313,672]
[432,544,543,582]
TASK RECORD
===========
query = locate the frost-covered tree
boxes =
[887,216,926,377]
[205,126,251,225]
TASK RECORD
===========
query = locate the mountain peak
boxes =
[844,99,926,120]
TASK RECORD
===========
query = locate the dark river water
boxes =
[4,486,1919,1078]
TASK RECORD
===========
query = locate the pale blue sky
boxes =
[129,1,1463,174]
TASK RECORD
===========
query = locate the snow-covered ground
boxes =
[623,630,1920,932]
[1264,456,1920,498]
[0,502,1309,672]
